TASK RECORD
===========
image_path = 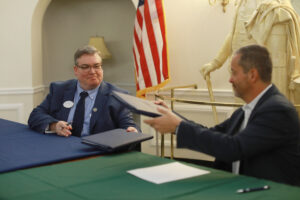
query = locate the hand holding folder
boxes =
[112,91,161,117]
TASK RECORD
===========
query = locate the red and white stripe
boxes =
[133,0,169,97]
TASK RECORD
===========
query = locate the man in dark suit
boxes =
[144,45,300,186]
[28,45,138,137]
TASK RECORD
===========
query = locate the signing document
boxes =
[127,162,210,184]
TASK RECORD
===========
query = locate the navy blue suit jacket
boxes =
[28,80,138,135]
[177,85,300,186]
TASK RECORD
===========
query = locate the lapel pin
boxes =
[63,101,74,108]
[93,108,98,112]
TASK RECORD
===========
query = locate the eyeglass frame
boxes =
[76,63,102,72]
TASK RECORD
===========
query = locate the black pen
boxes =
[236,185,270,194]
[61,123,71,130]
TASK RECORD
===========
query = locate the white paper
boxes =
[127,162,210,184]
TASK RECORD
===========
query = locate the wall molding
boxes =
[0,85,45,95]
[0,103,25,123]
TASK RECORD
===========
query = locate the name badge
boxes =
[63,101,74,108]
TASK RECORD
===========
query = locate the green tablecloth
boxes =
[0,152,299,200]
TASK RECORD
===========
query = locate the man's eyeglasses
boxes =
[76,64,102,71]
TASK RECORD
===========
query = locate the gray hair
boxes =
[235,45,272,83]
[74,45,101,65]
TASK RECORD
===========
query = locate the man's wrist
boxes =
[45,122,58,134]
[44,124,55,134]
[175,121,182,135]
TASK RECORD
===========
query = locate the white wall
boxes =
[0,0,50,123]
[0,0,37,88]
[164,0,235,90]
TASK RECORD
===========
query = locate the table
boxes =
[1,151,300,200]
[0,118,103,173]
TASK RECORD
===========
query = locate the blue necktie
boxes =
[72,91,88,137]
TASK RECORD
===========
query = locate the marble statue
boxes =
[201,0,300,102]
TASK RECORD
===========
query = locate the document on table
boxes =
[127,162,210,184]
[81,129,153,152]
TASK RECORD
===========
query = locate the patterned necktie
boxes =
[72,91,88,137]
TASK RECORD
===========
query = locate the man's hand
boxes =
[154,100,169,109]
[144,106,182,134]
[126,126,138,133]
[50,121,72,137]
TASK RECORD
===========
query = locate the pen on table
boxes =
[236,185,270,194]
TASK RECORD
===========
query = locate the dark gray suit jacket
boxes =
[177,85,300,186]
[28,80,138,135]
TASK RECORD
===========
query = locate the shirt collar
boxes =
[243,84,272,112]
[76,81,101,100]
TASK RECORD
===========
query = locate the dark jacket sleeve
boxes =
[177,96,300,163]
[177,117,241,162]
[27,83,59,133]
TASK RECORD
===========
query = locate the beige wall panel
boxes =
[0,0,38,88]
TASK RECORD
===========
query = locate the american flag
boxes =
[133,0,170,97]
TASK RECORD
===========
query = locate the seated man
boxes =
[28,45,138,137]
[144,45,300,186]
